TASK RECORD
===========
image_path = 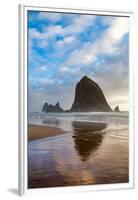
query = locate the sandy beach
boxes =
[28,121,106,141]
[28,112,129,188]
[28,124,65,140]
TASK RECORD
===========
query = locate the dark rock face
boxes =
[42,102,64,113]
[70,76,112,112]
[114,105,120,112]
[42,102,48,112]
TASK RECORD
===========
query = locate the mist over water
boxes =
[28,112,129,188]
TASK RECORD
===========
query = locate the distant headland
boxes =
[42,76,120,112]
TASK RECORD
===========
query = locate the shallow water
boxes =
[28,112,129,188]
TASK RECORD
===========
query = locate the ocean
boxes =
[28,112,129,188]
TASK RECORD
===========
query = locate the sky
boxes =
[28,10,129,112]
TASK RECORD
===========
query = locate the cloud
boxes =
[38,12,63,22]
[65,17,129,67]
[56,36,77,48]
[36,65,48,71]
[89,37,129,110]
[62,15,96,35]
[29,14,96,49]
[29,25,63,40]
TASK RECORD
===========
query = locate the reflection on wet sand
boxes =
[28,119,128,188]
[42,119,59,126]
[73,132,104,161]
[72,121,107,132]
[72,121,107,161]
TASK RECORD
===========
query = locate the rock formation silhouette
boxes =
[114,105,120,112]
[70,76,112,112]
[42,102,64,113]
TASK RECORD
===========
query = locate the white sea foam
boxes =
[29,111,129,126]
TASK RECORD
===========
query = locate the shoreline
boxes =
[28,121,107,141]
[28,124,65,141]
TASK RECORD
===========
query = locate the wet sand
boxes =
[28,124,65,140]
[28,119,128,188]
[72,121,107,131]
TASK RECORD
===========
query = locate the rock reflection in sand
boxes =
[72,121,107,161]
[42,119,59,126]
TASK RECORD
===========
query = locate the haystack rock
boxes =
[70,76,112,112]
[114,105,120,112]
[42,102,48,112]
[42,102,64,113]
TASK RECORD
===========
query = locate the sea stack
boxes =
[70,76,112,112]
[42,102,48,112]
[42,102,64,113]
[114,105,120,112]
